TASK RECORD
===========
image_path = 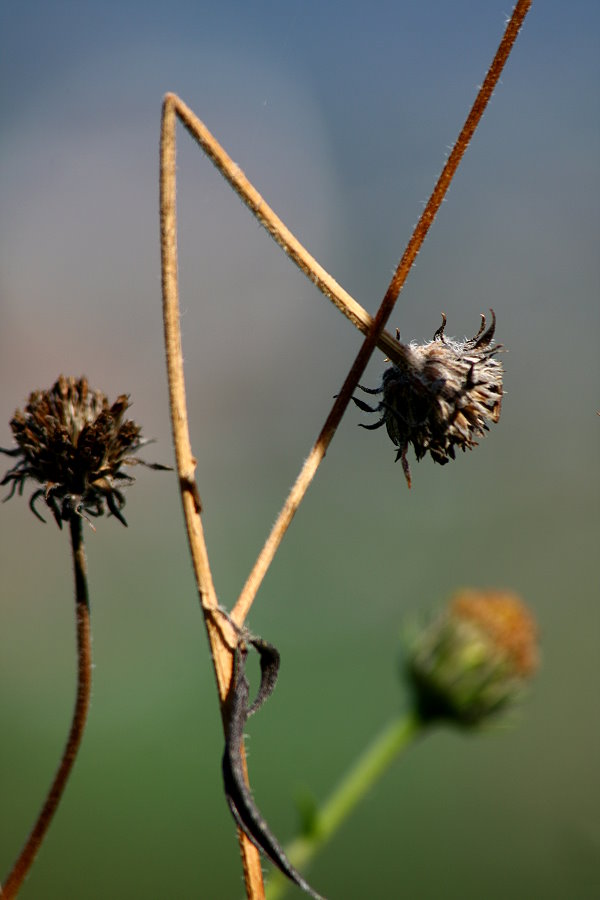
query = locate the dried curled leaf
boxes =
[222,637,325,900]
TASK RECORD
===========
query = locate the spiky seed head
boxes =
[1,375,170,527]
[355,311,503,486]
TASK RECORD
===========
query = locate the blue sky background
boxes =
[1,3,599,898]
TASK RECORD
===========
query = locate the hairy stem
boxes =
[2,516,92,899]
[160,96,265,898]
[232,0,532,625]
[265,713,423,900]
[158,5,531,894]
[161,93,409,369]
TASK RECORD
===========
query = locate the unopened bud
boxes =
[406,589,538,727]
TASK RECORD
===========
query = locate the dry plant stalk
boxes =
[1,518,91,900]
[159,2,531,897]
[0,376,170,897]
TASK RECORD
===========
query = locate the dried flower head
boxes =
[353,311,503,486]
[1,375,171,527]
[406,589,538,728]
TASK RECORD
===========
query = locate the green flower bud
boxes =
[406,590,538,727]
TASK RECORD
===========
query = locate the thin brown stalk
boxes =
[160,96,265,899]
[161,93,412,368]
[159,5,531,894]
[232,0,532,625]
[2,516,92,899]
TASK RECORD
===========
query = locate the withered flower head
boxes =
[406,589,538,728]
[353,311,503,486]
[1,375,170,527]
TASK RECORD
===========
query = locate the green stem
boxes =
[2,516,92,899]
[265,711,423,900]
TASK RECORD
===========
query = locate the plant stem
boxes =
[162,93,407,368]
[2,516,92,899]
[265,712,423,900]
[161,95,265,898]
[232,0,532,627]
[158,7,532,895]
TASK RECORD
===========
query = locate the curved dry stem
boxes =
[160,97,265,899]
[2,516,92,899]
[159,5,531,893]
[232,0,532,625]
[161,92,411,368]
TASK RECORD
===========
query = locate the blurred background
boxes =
[1,2,598,897]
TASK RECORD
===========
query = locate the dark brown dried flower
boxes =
[353,311,503,486]
[1,375,170,527]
